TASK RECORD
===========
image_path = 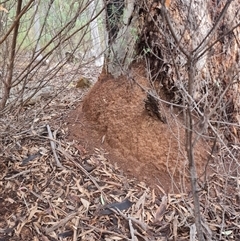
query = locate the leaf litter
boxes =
[0,62,240,241]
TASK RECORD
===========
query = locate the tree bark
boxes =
[105,0,138,77]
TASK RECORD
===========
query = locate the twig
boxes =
[160,4,189,58]
[46,124,63,168]
[30,190,48,203]
[129,219,137,241]
[85,224,130,240]
[0,1,35,45]
[45,212,78,234]
[0,0,23,110]
[5,169,38,180]
[111,208,149,232]
[193,0,234,55]
[73,216,80,241]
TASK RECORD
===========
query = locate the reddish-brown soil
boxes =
[67,65,208,192]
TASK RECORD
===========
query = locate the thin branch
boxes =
[45,212,78,234]
[0,0,23,110]
[160,4,190,58]
[0,0,35,45]
[197,22,240,61]
[186,57,205,241]
[5,169,38,180]
[46,124,63,168]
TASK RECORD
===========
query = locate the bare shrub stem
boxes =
[0,0,23,110]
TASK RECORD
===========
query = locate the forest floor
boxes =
[0,61,240,240]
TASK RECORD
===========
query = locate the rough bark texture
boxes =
[105,0,139,77]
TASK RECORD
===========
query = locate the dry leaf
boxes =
[173,216,178,241]
[154,195,168,222]
[135,191,147,210]
[81,198,90,210]
[190,224,196,241]
[75,178,91,199]
[0,5,8,13]
[99,199,132,215]
[165,0,171,8]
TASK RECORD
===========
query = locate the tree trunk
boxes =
[105,0,138,77]
[87,0,104,66]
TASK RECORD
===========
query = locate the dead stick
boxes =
[5,169,38,180]
[84,224,130,240]
[73,216,80,241]
[129,219,137,241]
[46,124,63,168]
[111,208,149,231]
[45,212,77,234]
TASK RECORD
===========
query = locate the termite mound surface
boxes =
[67,65,209,192]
